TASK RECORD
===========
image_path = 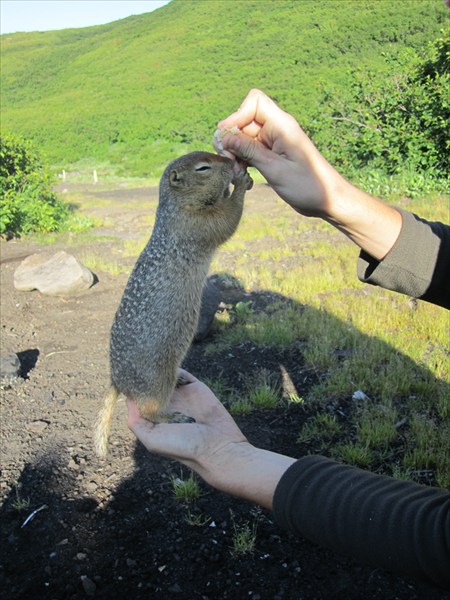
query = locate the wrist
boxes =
[323,178,402,260]
[196,441,296,510]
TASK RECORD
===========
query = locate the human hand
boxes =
[214,88,343,218]
[127,368,296,509]
[127,369,248,486]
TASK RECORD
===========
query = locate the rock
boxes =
[14,251,94,296]
[76,497,99,513]
[352,389,370,401]
[85,481,98,493]
[194,278,221,341]
[68,458,80,470]
[0,353,21,388]
[80,575,96,596]
[25,420,50,434]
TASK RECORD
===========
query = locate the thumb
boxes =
[126,398,146,429]
[222,133,274,170]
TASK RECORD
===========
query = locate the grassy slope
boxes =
[1,0,448,176]
[38,183,449,488]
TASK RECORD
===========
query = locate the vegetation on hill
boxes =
[308,30,450,196]
[0,134,69,235]
[1,0,449,191]
[0,134,94,236]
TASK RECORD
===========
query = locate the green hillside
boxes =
[1,0,448,177]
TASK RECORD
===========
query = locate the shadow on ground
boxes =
[1,276,448,599]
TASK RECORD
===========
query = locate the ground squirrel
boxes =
[95,151,253,456]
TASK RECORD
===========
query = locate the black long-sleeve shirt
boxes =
[272,209,450,589]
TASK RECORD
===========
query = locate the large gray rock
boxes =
[0,353,21,389]
[14,251,94,296]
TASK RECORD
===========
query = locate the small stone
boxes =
[0,353,21,388]
[81,575,96,596]
[68,458,79,470]
[76,497,99,513]
[352,389,369,401]
[25,420,50,434]
[126,558,137,567]
[85,481,98,493]
[76,553,87,561]
[14,251,94,296]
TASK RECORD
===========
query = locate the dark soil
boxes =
[0,183,448,600]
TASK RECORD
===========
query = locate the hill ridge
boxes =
[1,0,447,176]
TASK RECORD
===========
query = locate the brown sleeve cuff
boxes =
[357,208,446,302]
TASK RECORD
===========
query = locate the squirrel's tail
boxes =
[94,385,119,457]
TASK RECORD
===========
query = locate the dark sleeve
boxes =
[357,209,450,309]
[272,455,450,589]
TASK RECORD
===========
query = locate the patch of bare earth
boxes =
[0,184,446,599]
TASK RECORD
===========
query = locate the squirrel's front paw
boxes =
[233,169,253,191]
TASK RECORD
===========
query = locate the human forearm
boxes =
[193,441,296,510]
[127,377,296,511]
[322,175,403,261]
[219,127,401,261]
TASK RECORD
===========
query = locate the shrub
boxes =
[308,31,450,195]
[0,133,69,236]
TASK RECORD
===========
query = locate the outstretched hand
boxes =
[127,369,248,483]
[128,368,296,509]
[213,88,339,217]
[214,88,402,261]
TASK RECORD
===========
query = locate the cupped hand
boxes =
[127,369,248,480]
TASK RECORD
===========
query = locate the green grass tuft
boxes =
[172,472,202,503]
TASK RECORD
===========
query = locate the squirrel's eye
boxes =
[195,164,211,172]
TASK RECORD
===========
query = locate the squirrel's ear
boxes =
[169,169,183,187]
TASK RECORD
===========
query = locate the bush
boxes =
[0,133,69,236]
[308,31,450,196]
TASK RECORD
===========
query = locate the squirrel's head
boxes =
[161,151,235,212]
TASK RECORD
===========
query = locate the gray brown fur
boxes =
[95,152,252,456]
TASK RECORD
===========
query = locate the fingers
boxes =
[215,89,299,171]
[126,398,146,430]
[176,367,197,384]
[220,133,273,167]
[218,148,238,162]
[126,371,236,437]
[218,88,277,132]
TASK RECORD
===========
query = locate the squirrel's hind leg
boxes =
[137,396,195,424]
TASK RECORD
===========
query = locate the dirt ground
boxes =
[0,183,448,600]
